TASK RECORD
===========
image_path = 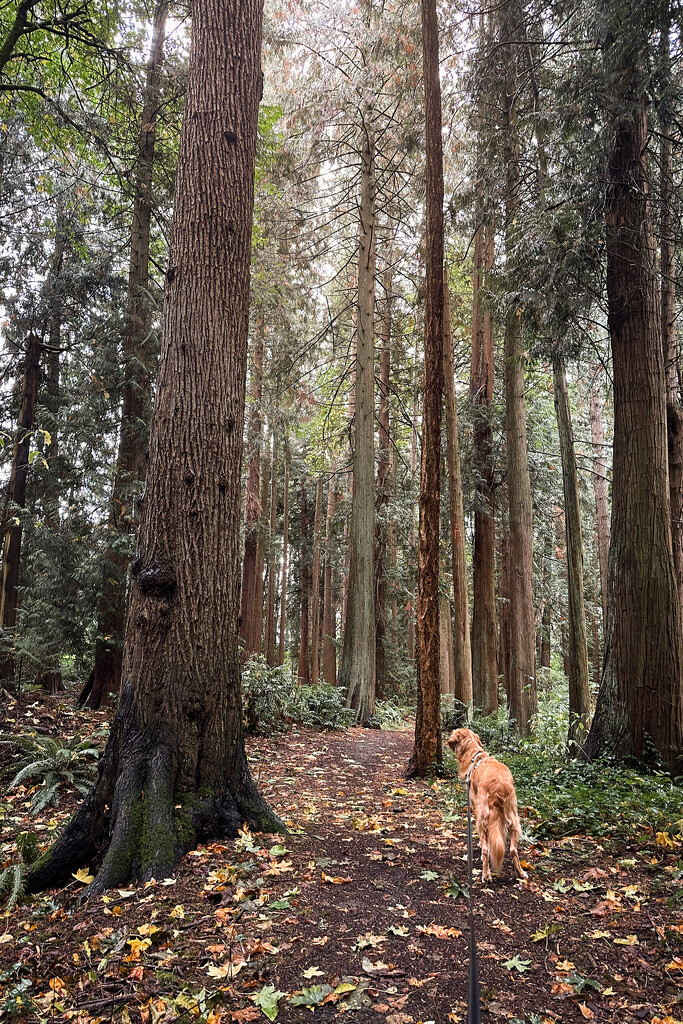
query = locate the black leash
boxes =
[466,769,482,1024]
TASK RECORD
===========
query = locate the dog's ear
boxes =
[446,729,458,751]
[471,731,482,746]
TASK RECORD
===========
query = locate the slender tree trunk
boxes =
[592,614,600,689]
[470,221,498,713]
[499,524,512,701]
[660,19,683,631]
[338,123,377,724]
[439,593,455,695]
[310,476,323,686]
[585,79,683,770]
[86,1,168,709]
[278,458,289,667]
[44,206,66,531]
[297,479,311,685]
[322,470,337,685]
[443,268,472,706]
[541,603,550,669]
[0,333,41,684]
[407,0,444,776]
[240,320,265,659]
[589,388,610,626]
[553,357,591,746]
[502,52,537,736]
[29,0,281,896]
[265,434,278,666]
[407,346,418,662]
[375,258,392,701]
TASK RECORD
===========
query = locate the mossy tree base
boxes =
[28,684,284,897]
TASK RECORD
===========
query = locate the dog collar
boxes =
[465,750,487,785]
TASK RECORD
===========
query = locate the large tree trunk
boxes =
[375,258,392,700]
[265,433,278,666]
[470,221,498,714]
[28,0,282,897]
[502,49,537,736]
[86,1,168,710]
[443,269,472,706]
[553,357,591,747]
[240,321,265,659]
[322,470,337,685]
[338,123,377,724]
[660,19,683,631]
[278,458,289,666]
[406,0,444,777]
[0,333,41,684]
[585,78,683,771]
[589,387,610,626]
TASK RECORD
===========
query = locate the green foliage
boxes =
[500,754,683,840]
[242,656,353,734]
[374,699,411,730]
[0,732,99,813]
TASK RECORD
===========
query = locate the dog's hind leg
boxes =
[508,810,527,880]
[478,808,492,882]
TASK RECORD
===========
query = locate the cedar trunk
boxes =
[407,0,444,776]
[322,471,337,685]
[310,476,323,686]
[585,85,683,771]
[297,479,311,685]
[443,269,472,706]
[278,458,289,666]
[470,222,498,713]
[0,333,41,684]
[502,69,537,736]
[375,259,392,700]
[589,388,610,626]
[265,434,278,666]
[87,1,168,709]
[553,358,591,746]
[240,322,265,659]
[29,0,282,896]
[338,123,377,723]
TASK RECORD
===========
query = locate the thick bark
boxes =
[322,471,337,685]
[375,259,392,700]
[443,269,472,706]
[278,459,289,667]
[240,322,266,659]
[502,58,537,737]
[407,0,444,777]
[585,81,683,771]
[0,333,41,684]
[660,20,683,631]
[553,358,591,747]
[265,434,278,666]
[28,0,282,896]
[338,123,376,724]
[470,221,498,714]
[88,1,168,710]
[310,476,323,686]
[297,479,311,685]
[589,388,610,626]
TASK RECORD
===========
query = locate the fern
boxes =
[0,864,26,911]
[0,732,99,813]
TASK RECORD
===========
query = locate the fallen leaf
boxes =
[321,872,352,884]
[302,966,325,978]
[72,868,94,884]
[578,1004,595,1019]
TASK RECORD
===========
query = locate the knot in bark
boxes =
[135,559,177,597]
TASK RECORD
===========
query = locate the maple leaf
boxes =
[302,965,325,978]
[416,923,462,939]
[321,872,352,884]
[72,867,94,884]
[578,1004,595,1019]
[250,984,287,1021]
[502,956,532,973]
[613,934,638,945]
[230,1009,260,1022]
[290,984,333,1007]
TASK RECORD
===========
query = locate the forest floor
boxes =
[1,691,683,1024]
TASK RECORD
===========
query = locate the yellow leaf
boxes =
[321,872,352,884]
[613,934,638,945]
[72,868,94,884]
[138,924,160,936]
[170,904,185,919]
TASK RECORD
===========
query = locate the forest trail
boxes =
[1,721,680,1023]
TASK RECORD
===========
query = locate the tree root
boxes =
[27,683,285,897]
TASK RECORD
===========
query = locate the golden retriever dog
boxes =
[447,727,527,882]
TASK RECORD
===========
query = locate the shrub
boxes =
[241,656,353,733]
[375,699,411,730]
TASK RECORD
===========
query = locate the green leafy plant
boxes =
[374,699,411,730]
[242,656,354,733]
[0,831,39,910]
[0,733,99,813]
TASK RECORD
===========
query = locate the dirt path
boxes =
[1,724,680,1023]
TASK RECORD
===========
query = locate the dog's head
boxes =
[446,727,483,761]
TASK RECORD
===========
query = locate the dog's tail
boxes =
[488,813,506,875]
